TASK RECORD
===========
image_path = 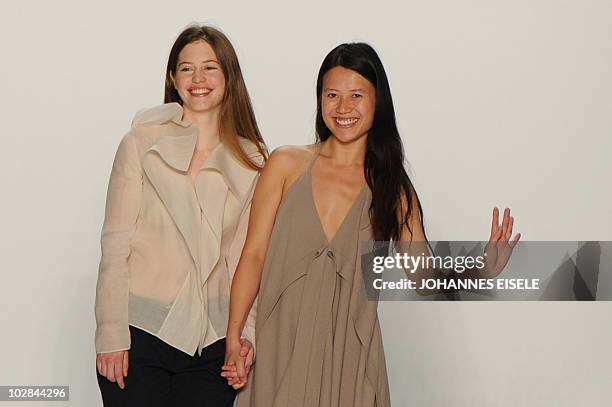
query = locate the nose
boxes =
[336,96,352,114]
[192,68,205,83]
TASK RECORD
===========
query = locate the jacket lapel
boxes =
[196,139,261,283]
[196,157,228,283]
[135,102,264,281]
[142,122,202,271]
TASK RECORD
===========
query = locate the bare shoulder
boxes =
[262,144,318,192]
[266,145,315,175]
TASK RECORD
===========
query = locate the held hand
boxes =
[239,338,255,374]
[483,207,521,278]
[96,350,129,389]
[221,338,252,389]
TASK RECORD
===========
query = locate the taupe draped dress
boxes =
[237,148,391,407]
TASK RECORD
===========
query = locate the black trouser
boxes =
[97,326,236,407]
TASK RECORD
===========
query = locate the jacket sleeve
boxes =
[95,131,143,353]
[227,174,260,357]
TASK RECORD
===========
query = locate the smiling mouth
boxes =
[189,87,211,96]
[334,117,359,128]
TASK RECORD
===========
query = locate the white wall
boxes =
[0,0,610,405]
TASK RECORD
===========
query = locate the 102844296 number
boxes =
[0,386,69,401]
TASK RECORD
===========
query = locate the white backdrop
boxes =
[0,1,611,406]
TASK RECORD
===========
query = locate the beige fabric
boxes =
[236,149,391,407]
[95,103,261,355]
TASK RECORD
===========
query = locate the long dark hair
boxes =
[164,25,267,170]
[315,43,424,242]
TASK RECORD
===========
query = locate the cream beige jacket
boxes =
[95,103,261,355]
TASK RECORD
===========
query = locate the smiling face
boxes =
[321,66,376,144]
[171,40,226,118]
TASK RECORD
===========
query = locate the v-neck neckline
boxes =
[308,152,367,246]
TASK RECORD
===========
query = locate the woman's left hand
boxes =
[221,338,254,389]
[483,207,521,278]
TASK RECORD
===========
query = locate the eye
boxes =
[180,67,193,72]
[352,93,363,98]
[326,92,337,98]
[205,65,217,71]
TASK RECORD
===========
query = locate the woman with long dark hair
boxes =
[222,42,520,406]
[94,25,267,406]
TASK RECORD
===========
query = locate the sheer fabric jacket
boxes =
[95,103,260,355]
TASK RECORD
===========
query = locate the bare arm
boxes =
[225,149,293,343]
[397,185,443,296]
[222,147,311,388]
